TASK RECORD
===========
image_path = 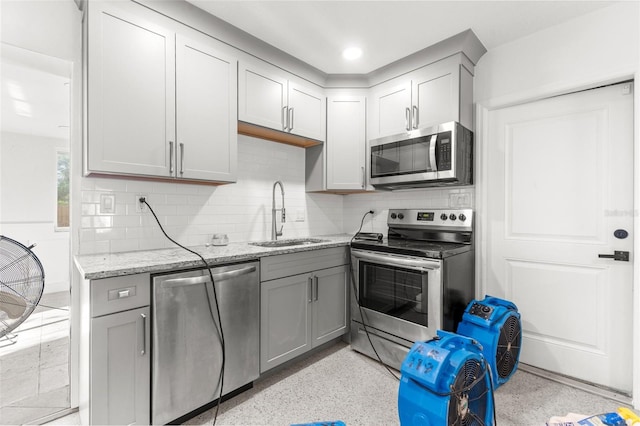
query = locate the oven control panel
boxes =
[388,208,473,229]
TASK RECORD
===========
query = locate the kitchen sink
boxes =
[249,238,329,248]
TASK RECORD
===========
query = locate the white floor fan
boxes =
[0,235,45,345]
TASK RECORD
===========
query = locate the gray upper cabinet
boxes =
[85,1,237,183]
[238,61,325,142]
[175,34,237,182]
[306,93,368,192]
[369,54,474,139]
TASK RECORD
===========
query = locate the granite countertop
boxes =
[74,234,353,280]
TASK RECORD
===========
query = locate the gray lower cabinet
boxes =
[79,271,151,425]
[90,307,150,425]
[260,247,349,372]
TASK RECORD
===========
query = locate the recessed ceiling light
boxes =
[342,47,362,61]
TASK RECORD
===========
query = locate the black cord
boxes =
[486,362,498,426]
[349,210,401,382]
[141,199,226,426]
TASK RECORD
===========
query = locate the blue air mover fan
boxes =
[457,296,522,389]
[398,330,493,426]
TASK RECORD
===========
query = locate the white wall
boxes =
[77,135,344,254]
[474,1,639,106]
[0,131,70,295]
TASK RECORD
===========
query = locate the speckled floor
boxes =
[180,341,631,426]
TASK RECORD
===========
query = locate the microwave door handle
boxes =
[428,134,438,172]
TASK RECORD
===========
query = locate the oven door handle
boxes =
[351,249,440,271]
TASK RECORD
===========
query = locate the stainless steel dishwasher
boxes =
[151,261,260,425]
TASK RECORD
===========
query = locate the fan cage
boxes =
[447,358,490,426]
[0,235,45,338]
[496,314,522,379]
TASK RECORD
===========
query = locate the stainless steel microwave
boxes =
[369,121,473,189]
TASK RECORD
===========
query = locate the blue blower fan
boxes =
[398,330,493,426]
[457,296,522,389]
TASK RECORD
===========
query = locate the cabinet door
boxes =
[287,82,325,141]
[312,265,349,347]
[176,33,238,182]
[87,2,175,177]
[260,274,312,372]
[326,96,366,190]
[238,62,287,132]
[370,81,411,139]
[412,60,460,131]
[91,306,150,425]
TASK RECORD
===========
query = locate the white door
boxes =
[485,82,634,393]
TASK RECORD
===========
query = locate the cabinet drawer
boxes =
[261,247,348,281]
[91,273,150,317]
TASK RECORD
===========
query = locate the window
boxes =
[56,149,70,230]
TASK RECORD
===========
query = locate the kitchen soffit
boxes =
[185,0,619,75]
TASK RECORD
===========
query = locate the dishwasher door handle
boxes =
[161,265,257,288]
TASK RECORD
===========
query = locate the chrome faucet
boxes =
[271,180,286,240]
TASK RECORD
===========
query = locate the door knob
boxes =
[598,251,629,261]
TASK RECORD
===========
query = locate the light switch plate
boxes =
[100,193,116,214]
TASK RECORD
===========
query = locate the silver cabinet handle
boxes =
[313,276,319,301]
[289,108,294,132]
[139,313,146,356]
[282,106,289,131]
[308,277,313,303]
[179,142,184,175]
[161,265,257,288]
[405,107,411,131]
[361,166,365,189]
[412,105,419,129]
[169,141,174,174]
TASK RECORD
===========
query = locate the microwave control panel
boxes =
[436,131,452,171]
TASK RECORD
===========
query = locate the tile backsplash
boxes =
[78,135,344,255]
[78,135,474,255]
[342,187,475,236]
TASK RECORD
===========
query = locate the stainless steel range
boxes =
[349,208,475,370]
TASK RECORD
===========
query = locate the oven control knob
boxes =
[449,214,457,221]
[459,214,467,222]
[398,213,404,220]
[440,213,448,221]
[390,213,397,219]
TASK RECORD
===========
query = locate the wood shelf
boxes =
[238,122,322,148]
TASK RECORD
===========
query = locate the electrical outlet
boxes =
[136,194,148,213]
[449,193,470,207]
[295,209,305,222]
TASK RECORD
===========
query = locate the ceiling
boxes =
[187,0,619,74]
